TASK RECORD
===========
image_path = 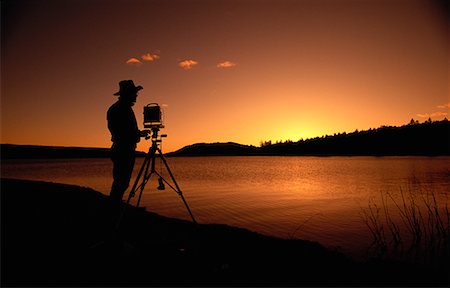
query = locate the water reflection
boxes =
[2,156,449,259]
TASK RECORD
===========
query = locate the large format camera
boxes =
[143,103,164,128]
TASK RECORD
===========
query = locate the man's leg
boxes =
[110,151,136,202]
[108,150,136,234]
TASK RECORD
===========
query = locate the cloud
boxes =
[217,61,237,68]
[437,102,450,109]
[142,52,160,62]
[126,58,143,66]
[416,102,450,119]
[416,112,448,118]
[125,50,159,66]
[178,59,198,70]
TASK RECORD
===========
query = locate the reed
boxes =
[361,183,449,264]
[361,199,387,255]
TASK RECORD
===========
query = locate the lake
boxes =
[2,156,449,260]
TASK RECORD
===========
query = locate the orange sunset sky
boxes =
[2,0,448,153]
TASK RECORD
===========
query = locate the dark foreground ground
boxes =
[1,178,448,287]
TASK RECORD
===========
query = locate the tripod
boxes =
[124,126,197,224]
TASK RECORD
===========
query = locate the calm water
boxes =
[2,156,449,259]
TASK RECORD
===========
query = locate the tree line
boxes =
[258,118,449,156]
[168,119,449,156]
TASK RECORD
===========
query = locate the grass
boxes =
[361,182,449,265]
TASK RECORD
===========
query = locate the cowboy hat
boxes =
[113,80,143,96]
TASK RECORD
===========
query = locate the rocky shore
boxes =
[1,178,447,287]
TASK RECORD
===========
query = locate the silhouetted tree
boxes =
[260,140,272,147]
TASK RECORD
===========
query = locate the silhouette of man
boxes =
[107,80,147,202]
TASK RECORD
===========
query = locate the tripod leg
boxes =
[136,145,158,207]
[157,149,197,224]
[126,152,150,204]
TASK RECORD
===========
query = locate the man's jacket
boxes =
[107,100,140,150]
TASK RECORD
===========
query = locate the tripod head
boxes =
[143,126,167,143]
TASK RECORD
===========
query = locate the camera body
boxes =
[143,103,164,128]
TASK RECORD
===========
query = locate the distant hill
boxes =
[166,142,260,157]
[168,119,450,156]
[0,144,146,159]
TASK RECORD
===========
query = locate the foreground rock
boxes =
[1,179,446,287]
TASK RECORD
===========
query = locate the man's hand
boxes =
[140,130,151,139]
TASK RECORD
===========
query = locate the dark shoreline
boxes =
[1,178,448,287]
